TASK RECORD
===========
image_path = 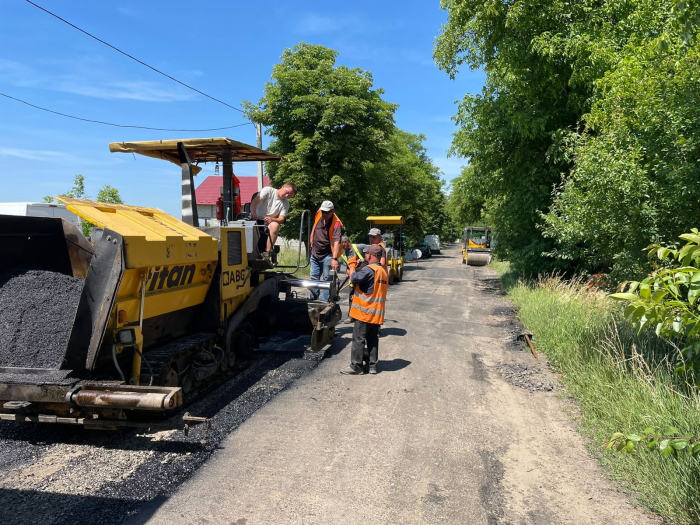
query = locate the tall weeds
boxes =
[498,269,700,524]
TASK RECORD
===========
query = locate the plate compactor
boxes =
[0,138,341,430]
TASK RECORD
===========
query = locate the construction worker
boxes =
[340,244,389,375]
[382,227,394,248]
[339,236,365,325]
[310,200,343,301]
[250,183,298,253]
[368,228,388,270]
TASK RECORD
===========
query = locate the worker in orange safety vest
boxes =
[340,244,389,375]
[310,200,344,301]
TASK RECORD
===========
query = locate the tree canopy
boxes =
[437,0,700,279]
[245,42,452,244]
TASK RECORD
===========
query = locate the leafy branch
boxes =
[610,229,700,376]
[605,427,700,457]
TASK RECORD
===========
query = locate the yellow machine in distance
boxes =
[462,226,492,266]
[366,216,405,284]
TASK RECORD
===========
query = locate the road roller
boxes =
[461,226,492,266]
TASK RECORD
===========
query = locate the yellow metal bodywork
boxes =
[366,216,405,282]
[219,227,254,324]
[365,216,405,225]
[468,238,489,249]
[57,199,260,384]
[462,227,491,265]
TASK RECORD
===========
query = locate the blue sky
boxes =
[0,1,484,217]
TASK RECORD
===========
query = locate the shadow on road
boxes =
[379,358,411,373]
[381,327,407,337]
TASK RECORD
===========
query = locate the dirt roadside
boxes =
[133,245,658,525]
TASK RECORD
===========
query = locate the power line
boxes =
[26,0,247,115]
[0,91,252,131]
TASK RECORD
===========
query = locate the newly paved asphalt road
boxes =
[131,246,656,525]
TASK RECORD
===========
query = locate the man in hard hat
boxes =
[250,182,297,253]
[339,236,366,324]
[340,244,389,375]
[310,200,343,301]
[368,227,388,270]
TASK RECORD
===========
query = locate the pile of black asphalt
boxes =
[0,267,84,369]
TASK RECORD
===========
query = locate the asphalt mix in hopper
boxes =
[0,267,84,369]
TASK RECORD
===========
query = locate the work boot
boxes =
[369,365,377,375]
[340,365,362,375]
[343,317,353,325]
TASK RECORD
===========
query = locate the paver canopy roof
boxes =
[109,137,285,175]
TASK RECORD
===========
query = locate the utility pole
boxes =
[256,122,264,193]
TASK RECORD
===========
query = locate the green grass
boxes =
[493,263,700,524]
[277,247,311,278]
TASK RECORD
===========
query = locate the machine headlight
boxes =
[117,329,135,345]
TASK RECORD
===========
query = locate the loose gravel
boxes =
[0,267,84,369]
[0,333,321,525]
[496,362,556,392]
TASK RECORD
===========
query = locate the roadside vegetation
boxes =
[243,43,455,245]
[277,247,311,279]
[439,0,700,281]
[440,3,700,520]
[492,262,700,524]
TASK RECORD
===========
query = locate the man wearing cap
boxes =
[368,228,388,270]
[340,244,389,375]
[310,201,343,301]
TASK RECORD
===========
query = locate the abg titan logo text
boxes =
[147,264,196,291]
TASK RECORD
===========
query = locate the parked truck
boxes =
[424,234,440,255]
[0,201,81,229]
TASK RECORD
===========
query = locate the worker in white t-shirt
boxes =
[250,182,297,252]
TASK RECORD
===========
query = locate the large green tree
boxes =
[244,42,397,236]
[369,129,452,244]
[542,2,700,279]
[437,0,700,278]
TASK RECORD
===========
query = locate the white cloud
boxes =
[295,13,405,36]
[117,7,139,18]
[0,147,108,166]
[0,58,193,102]
[54,79,195,102]
[296,14,347,34]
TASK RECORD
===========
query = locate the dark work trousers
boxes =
[347,287,354,314]
[351,320,380,367]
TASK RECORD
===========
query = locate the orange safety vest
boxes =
[312,210,343,253]
[349,263,388,325]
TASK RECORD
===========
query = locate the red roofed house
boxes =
[195,175,270,225]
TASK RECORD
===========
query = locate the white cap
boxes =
[368,228,382,236]
[319,200,334,212]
